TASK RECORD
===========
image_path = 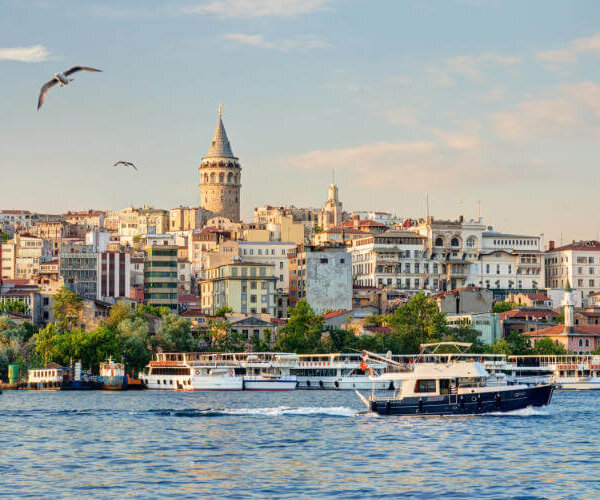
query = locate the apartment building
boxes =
[144,245,178,310]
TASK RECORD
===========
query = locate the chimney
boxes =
[458,215,464,223]
[549,240,555,250]
[353,215,360,229]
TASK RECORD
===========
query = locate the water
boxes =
[1,390,599,498]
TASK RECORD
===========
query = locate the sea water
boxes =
[0,390,599,498]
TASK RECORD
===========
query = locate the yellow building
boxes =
[200,262,276,316]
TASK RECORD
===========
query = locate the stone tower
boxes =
[199,105,242,222]
[319,171,343,230]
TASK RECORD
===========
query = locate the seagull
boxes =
[37,66,102,110]
[114,161,138,171]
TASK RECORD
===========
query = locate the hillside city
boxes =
[1,109,599,372]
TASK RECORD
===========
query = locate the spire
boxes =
[206,104,236,158]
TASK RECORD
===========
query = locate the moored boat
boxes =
[357,344,554,416]
[99,358,127,391]
[509,355,600,390]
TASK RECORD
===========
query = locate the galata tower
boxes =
[199,105,242,222]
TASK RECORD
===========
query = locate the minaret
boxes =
[562,279,574,333]
[199,104,242,222]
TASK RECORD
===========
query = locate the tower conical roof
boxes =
[205,105,236,159]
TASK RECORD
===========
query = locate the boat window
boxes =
[439,379,451,395]
[415,379,437,393]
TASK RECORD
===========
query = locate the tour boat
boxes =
[28,362,102,390]
[179,365,243,391]
[292,353,392,390]
[509,355,600,390]
[242,354,298,391]
[143,353,193,390]
[99,358,127,390]
[357,344,554,416]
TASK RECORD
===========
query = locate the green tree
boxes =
[52,286,84,331]
[251,331,270,352]
[208,318,246,352]
[532,338,567,355]
[103,301,132,332]
[135,304,171,319]
[156,313,197,352]
[215,305,233,317]
[492,301,519,313]
[491,330,532,355]
[276,300,324,353]
[447,325,488,353]
[384,292,447,354]
[34,323,61,366]
[118,316,152,373]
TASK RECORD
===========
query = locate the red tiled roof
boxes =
[500,308,558,320]
[270,318,287,325]
[341,220,386,228]
[525,324,600,337]
[522,293,550,301]
[434,286,486,298]
[578,311,600,318]
[548,240,600,252]
[323,309,352,319]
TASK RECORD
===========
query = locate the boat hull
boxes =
[243,379,297,391]
[555,378,600,390]
[99,375,127,391]
[179,375,244,391]
[297,377,394,390]
[369,384,554,416]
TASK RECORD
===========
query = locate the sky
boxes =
[1,0,600,244]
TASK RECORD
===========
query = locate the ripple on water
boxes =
[1,391,600,497]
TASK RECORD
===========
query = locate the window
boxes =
[590,280,595,288]
[415,379,436,393]
[279,262,284,269]
[466,236,476,248]
[496,265,500,275]
[435,237,444,247]
[340,259,345,264]
[250,281,257,290]
[320,258,329,264]
[250,295,257,303]
[486,264,490,274]
[508,265,512,274]
[450,237,459,247]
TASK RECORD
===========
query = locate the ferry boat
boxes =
[144,353,244,391]
[98,358,127,390]
[510,355,600,390]
[240,353,298,391]
[28,362,102,390]
[357,344,554,416]
[292,353,392,390]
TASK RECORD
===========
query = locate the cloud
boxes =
[536,33,600,66]
[492,81,600,142]
[223,33,332,51]
[0,45,50,63]
[185,0,333,17]
[442,53,522,79]
[431,129,482,151]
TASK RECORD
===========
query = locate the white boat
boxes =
[293,353,392,390]
[242,353,297,391]
[510,355,600,390]
[186,365,243,391]
[143,353,193,390]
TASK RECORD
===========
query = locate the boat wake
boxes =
[148,406,358,418]
[485,406,551,417]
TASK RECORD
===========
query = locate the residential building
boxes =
[446,312,502,346]
[1,240,15,280]
[144,245,178,310]
[313,227,367,246]
[59,241,98,298]
[39,259,59,280]
[347,230,429,290]
[139,208,169,236]
[499,308,558,337]
[199,105,242,222]
[545,240,600,304]
[219,240,297,292]
[169,206,205,232]
[434,287,494,314]
[0,210,37,230]
[97,251,132,301]
[64,210,105,229]
[507,292,552,309]
[200,262,277,316]
[288,244,352,314]
[228,314,278,346]
[11,234,52,280]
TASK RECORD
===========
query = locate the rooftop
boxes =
[549,240,600,252]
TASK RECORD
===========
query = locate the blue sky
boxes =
[1,0,600,243]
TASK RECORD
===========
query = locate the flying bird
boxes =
[37,66,102,110]
[114,161,138,171]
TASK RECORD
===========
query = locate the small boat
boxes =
[509,355,600,390]
[242,354,297,391]
[28,362,102,390]
[177,366,243,391]
[357,344,554,416]
[98,358,127,391]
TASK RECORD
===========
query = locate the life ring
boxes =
[228,370,234,377]
[319,380,324,389]
[334,381,340,388]
[306,380,311,387]
[194,370,200,376]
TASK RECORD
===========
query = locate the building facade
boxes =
[199,106,242,222]
[144,245,178,310]
[97,251,132,301]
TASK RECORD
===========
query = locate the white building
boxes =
[347,230,431,290]
[545,240,600,305]
[231,241,296,292]
[96,251,132,301]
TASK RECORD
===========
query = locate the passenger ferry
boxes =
[218,353,298,391]
[358,344,554,416]
[292,353,392,390]
[28,362,102,390]
[99,358,126,390]
[510,355,600,390]
[143,353,194,390]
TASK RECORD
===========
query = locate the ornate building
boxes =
[318,174,343,230]
[199,105,242,222]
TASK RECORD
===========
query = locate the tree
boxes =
[34,323,61,367]
[156,313,197,352]
[251,331,270,352]
[492,301,518,313]
[275,300,324,353]
[208,318,246,352]
[491,330,532,355]
[135,304,171,319]
[384,292,447,354]
[532,338,567,355]
[447,326,488,353]
[215,305,233,317]
[103,301,132,332]
[53,286,84,331]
